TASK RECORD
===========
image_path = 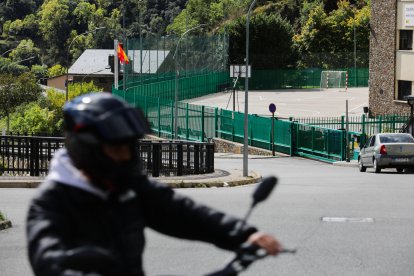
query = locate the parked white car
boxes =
[358,133,414,173]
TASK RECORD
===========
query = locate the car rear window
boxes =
[380,135,414,143]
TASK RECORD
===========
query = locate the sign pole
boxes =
[269,103,276,157]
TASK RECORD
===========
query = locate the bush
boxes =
[0,211,5,222]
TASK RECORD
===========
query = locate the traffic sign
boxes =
[269,103,276,113]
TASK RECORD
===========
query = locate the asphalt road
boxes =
[1,156,412,276]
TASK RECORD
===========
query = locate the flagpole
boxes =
[123,40,127,92]
[114,39,119,90]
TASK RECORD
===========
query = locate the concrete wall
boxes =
[370,0,412,115]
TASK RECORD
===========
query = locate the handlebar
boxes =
[205,243,297,276]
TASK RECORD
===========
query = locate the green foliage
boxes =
[31,64,48,80]
[48,64,66,78]
[0,72,42,118]
[0,211,5,221]
[1,0,370,80]
[9,102,57,134]
[225,13,296,69]
[8,39,39,66]
[294,0,370,68]
[0,57,30,75]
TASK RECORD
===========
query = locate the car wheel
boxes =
[373,158,381,173]
[396,168,404,173]
[358,158,366,172]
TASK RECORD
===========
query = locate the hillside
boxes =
[0,0,370,76]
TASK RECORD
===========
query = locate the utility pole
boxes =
[243,0,257,177]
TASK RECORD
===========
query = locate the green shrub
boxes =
[0,211,5,222]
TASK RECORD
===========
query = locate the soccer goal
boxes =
[320,71,348,90]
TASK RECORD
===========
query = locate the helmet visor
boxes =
[95,107,150,143]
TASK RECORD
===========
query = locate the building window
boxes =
[399,30,413,50]
[398,80,412,100]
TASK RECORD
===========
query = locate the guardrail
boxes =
[0,135,214,177]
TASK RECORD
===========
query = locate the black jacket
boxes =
[26,149,257,276]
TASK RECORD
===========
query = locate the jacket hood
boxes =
[43,148,108,199]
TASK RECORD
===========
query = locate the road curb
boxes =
[0,181,41,188]
[0,172,262,189]
[0,220,12,231]
[332,161,358,168]
[162,172,262,188]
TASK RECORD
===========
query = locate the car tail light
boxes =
[380,145,387,155]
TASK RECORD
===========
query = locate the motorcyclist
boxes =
[26,93,282,276]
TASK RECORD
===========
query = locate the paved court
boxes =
[184,88,369,118]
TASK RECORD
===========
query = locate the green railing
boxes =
[115,71,230,102]
[115,92,346,162]
[291,114,411,136]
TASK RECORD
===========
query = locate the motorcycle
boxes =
[206,176,297,276]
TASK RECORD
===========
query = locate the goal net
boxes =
[320,71,347,90]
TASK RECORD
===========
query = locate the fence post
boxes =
[201,106,205,142]
[341,115,345,130]
[206,143,214,173]
[186,103,189,140]
[289,122,295,157]
[171,101,174,139]
[157,98,161,137]
[249,114,252,146]
[194,144,200,174]
[326,129,330,160]
[214,108,218,138]
[232,112,235,142]
[152,142,160,177]
[29,138,40,176]
[311,126,315,152]
[361,114,366,135]
[177,142,183,176]
[341,130,346,161]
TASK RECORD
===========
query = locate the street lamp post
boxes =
[243,0,257,177]
[66,27,105,102]
[173,24,206,140]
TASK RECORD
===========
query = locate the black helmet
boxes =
[63,93,150,191]
[63,93,150,143]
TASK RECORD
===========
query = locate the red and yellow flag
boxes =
[117,43,129,64]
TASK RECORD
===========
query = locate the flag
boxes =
[117,43,129,64]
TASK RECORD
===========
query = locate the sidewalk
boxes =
[332,160,358,167]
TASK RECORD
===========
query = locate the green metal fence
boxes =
[115,92,346,162]
[116,71,230,102]
[291,114,411,136]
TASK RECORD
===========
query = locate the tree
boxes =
[293,0,370,68]
[47,64,66,78]
[0,72,41,130]
[8,102,57,134]
[31,64,48,82]
[0,57,29,75]
[38,0,70,64]
[8,39,39,66]
[225,12,296,69]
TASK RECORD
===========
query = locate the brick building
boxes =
[369,0,414,115]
